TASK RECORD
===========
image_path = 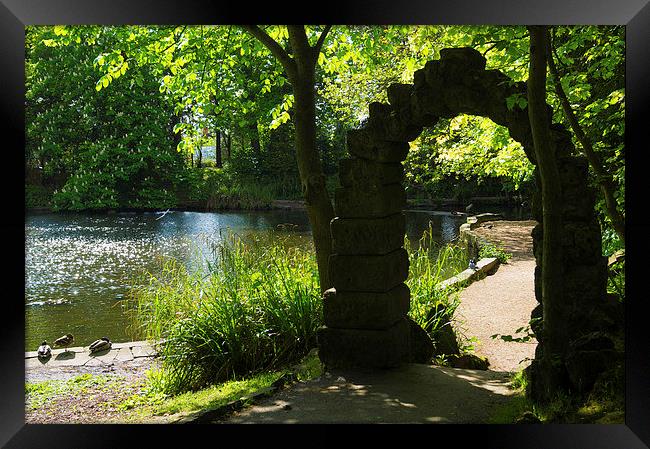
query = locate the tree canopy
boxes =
[26,24,624,251]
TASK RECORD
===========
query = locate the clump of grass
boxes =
[131,231,321,395]
[205,183,275,210]
[406,224,469,342]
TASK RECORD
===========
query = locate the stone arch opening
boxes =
[318,48,610,397]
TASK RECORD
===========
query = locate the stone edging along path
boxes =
[25,340,159,382]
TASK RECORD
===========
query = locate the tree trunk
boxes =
[546,32,625,245]
[197,145,202,168]
[215,129,223,168]
[527,26,567,356]
[226,132,231,160]
[243,24,335,292]
[249,122,261,158]
[292,70,335,292]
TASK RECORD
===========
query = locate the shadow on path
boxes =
[222,364,515,424]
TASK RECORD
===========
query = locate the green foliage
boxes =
[27,26,188,211]
[25,184,52,209]
[180,167,275,210]
[479,241,512,264]
[406,225,469,343]
[131,231,321,394]
[607,259,625,302]
[25,373,119,411]
[405,118,535,199]
[491,317,539,343]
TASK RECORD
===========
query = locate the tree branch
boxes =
[312,25,332,62]
[545,29,625,244]
[242,25,296,77]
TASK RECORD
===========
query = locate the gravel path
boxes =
[455,220,538,373]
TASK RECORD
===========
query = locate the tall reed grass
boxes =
[406,224,469,344]
[131,231,321,394]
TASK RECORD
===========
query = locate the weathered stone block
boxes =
[563,258,608,307]
[329,248,409,292]
[366,102,422,142]
[562,220,603,265]
[530,303,544,340]
[439,47,487,71]
[347,128,410,162]
[448,354,490,370]
[411,85,446,125]
[406,317,434,364]
[505,107,534,154]
[532,222,543,263]
[558,156,589,188]
[550,124,574,158]
[387,83,413,112]
[565,332,617,395]
[334,184,406,218]
[323,284,410,330]
[317,318,410,369]
[339,158,404,189]
[562,187,596,221]
[442,84,489,117]
[534,265,542,303]
[331,213,405,255]
[423,60,443,90]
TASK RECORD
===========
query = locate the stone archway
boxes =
[317,48,612,399]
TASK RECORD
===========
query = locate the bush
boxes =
[25,184,52,209]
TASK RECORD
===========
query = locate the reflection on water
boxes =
[25,207,524,350]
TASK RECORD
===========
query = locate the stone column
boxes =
[527,131,619,400]
[317,101,428,369]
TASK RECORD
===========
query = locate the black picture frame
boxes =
[3,0,648,447]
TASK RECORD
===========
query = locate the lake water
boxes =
[25,207,525,350]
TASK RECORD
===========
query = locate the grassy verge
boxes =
[26,350,324,423]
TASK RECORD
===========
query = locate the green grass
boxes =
[26,373,121,410]
[119,348,323,421]
[406,225,470,349]
[130,230,322,395]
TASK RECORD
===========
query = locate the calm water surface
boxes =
[26,208,520,350]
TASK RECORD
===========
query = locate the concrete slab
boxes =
[224,364,516,424]
[114,348,134,362]
[436,257,499,291]
[35,351,93,367]
[131,345,156,358]
[111,341,151,350]
[84,357,107,367]
[88,349,117,364]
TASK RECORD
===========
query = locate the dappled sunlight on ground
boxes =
[221,364,515,424]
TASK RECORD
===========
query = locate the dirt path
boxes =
[454,220,538,373]
[222,364,516,424]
